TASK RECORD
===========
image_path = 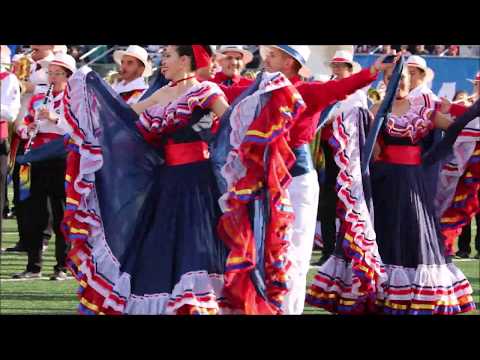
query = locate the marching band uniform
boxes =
[1,45,21,248]
[212,45,254,87]
[13,53,76,279]
[112,76,149,105]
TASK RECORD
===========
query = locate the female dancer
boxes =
[307,64,477,315]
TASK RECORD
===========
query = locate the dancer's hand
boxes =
[439,97,452,114]
[192,113,214,132]
[370,52,401,75]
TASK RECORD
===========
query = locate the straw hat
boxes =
[406,55,435,83]
[326,50,361,74]
[40,53,77,73]
[216,45,253,64]
[113,45,152,77]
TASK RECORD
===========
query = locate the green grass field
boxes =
[1,203,479,315]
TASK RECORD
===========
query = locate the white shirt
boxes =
[17,90,68,140]
[408,84,439,109]
[112,76,148,105]
[0,69,21,121]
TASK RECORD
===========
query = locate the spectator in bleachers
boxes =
[381,45,392,54]
[68,46,82,62]
[414,45,430,55]
[355,45,370,54]
[433,45,446,55]
[446,45,460,56]
[399,45,412,56]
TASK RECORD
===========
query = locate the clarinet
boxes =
[25,84,54,154]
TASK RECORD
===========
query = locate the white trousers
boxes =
[282,170,320,315]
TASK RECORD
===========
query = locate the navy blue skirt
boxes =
[114,160,228,296]
[370,161,447,267]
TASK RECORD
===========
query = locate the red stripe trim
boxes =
[331,57,351,63]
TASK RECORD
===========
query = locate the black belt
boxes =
[290,144,314,177]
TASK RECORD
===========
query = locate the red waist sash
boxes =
[164,141,210,166]
[381,145,422,165]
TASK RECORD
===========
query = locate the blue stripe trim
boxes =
[276,45,306,66]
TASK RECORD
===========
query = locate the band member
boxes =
[0,45,21,249]
[12,53,76,280]
[112,45,151,105]
[213,45,254,87]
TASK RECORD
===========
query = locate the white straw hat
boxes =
[406,55,435,83]
[260,45,311,78]
[326,50,361,74]
[113,45,152,77]
[40,53,77,74]
[216,45,253,64]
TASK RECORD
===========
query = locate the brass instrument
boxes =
[367,87,383,104]
[451,93,478,106]
[104,70,121,85]
[242,70,259,80]
[13,55,32,94]
[14,55,32,81]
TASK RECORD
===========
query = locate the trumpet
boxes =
[104,70,121,85]
[452,94,478,106]
[367,87,383,104]
[242,70,260,81]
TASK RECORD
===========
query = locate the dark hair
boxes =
[175,45,197,71]
[65,69,73,78]
[174,45,212,71]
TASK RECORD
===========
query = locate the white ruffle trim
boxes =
[382,263,474,302]
[311,256,473,305]
[124,271,236,315]
[331,108,386,289]
[66,69,232,315]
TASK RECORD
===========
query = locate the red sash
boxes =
[381,145,422,165]
[164,141,209,166]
